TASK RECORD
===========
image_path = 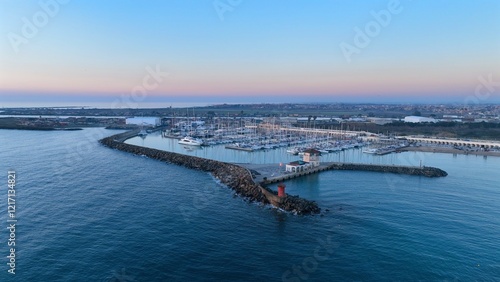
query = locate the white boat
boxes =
[138,129,148,137]
[362,148,378,154]
[287,148,299,155]
[178,136,203,146]
[251,145,262,151]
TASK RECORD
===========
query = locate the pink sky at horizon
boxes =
[1,1,498,104]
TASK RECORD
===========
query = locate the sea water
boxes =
[0,128,498,281]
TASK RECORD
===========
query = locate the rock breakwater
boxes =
[99,131,321,215]
[327,163,448,177]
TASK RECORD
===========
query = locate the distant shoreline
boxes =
[399,146,500,157]
[0,117,129,131]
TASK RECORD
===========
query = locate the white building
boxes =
[285,161,311,173]
[404,116,436,123]
[368,117,395,125]
[126,117,161,127]
[285,149,322,173]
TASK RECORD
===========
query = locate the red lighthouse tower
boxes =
[277,183,286,198]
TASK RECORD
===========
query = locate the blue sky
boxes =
[0,0,499,106]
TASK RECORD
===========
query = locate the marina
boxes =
[160,117,373,155]
[127,131,394,165]
[103,130,447,215]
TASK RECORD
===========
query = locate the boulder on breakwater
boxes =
[99,131,321,215]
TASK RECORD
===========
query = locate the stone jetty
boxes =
[257,162,447,185]
[327,163,448,177]
[99,131,321,215]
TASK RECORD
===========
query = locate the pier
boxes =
[403,137,500,149]
[244,125,366,138]
[241,162,447,186]
[225,145,254,152]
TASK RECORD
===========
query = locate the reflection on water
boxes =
[126,132,412,165]
[181,145,203,152]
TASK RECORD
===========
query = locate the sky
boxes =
[1,0,499,107]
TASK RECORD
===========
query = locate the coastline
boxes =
[0,117,125,131]
[399,146,500,157]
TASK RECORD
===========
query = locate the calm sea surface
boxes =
[0,128,499,281]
